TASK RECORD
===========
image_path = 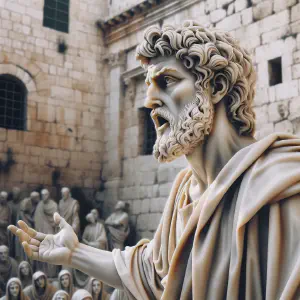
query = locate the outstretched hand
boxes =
[8,213,79,266]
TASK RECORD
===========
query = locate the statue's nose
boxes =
[144,82,163,109]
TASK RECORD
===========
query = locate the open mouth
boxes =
[151,110,170,134]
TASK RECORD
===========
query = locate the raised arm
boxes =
[8,213,122,289]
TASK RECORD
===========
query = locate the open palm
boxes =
[8,213,78,266]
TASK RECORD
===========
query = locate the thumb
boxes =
[54,213,68,229]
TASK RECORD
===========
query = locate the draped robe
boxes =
[0,277,29,300]
[24,271,57,300]
[82,221,107,250]
[85,278,110,300]
[34,199,58,277]
[112,133,300,300]
[58,198,80,235]
[0,257,18,296]
[58,270,77,298]
[18,261,33,289]
[105,212,129,251]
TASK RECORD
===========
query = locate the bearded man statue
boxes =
[9,20,300,300]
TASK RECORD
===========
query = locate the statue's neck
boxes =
[186,101,255,193]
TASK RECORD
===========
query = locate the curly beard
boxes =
[152,92,214,163]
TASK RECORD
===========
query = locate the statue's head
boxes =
[7,278,21,298]
[0,245,9,263]
[59,270,72,291]
[41,189,50,202]
[19,261,31,277]
[86,209,98,224]
[33,271,46,290]
[53,290,69,300]
[61,187,70,200]
[30,191,40,205]
[12,187,21,201]
[136,20,256,162]
[114,201,125,211]
[0,191,8,205]
[91,279,101,295]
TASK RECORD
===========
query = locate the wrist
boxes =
[69,241,82,267]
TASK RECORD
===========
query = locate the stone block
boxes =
[159,182,173,197]
[262,26,290,45]
[241,8,253,25]
[253,105,268,125]
[254,87,268,106]
[291,20,300,34]
[141,199,150,214]
[157,168,169,183]
[150,197,166,213]
[274,120,293,133]
[275,81,298,101]
[217,0,234,9]
[268,101,289,122]
[259,10,290,34]
[137,214,149,231]
[294,51,300,64]
[210,9,226,23]
[147,213,162,231]
[0,128,7,141]
[141,171,156,186]
[227,3,234,15]
[253,1,273,21]
[292,3,300,22]
[255,123,274,140]
[235,0,247,12]
[51,86,74,102]
[275,0,296,13]
[289,97,300,120]
[64,108,79,126]
[292,64,300,79]
[5,1,25,14]
[37,104,56,122]
[216,13,241,31]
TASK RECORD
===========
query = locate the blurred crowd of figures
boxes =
[0,187,130,300]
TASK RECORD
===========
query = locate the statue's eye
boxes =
[164,76,178,86]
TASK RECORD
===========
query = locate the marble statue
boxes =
[0,192,11,246]
[0,277,28,300]
[18,261,33,289]
[52,290,70,300]
[15,192,40,261]
[82,210,107,250]
[34,189,58,277]
[85,278,109,300]
[109,289,128,300]
[71,290,92,300]
[57,270,77,298]
[104,201,129,250]
[24,271,57,300]
[9,20,300,299]
[0,245,18,296]
[58,188,80,235]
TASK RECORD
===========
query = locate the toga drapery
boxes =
[113,133,300,300]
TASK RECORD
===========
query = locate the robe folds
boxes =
[112,133,300,300]
[82,222,107,250]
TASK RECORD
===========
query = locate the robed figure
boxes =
[82,210,107,250]
[33,189,58,277]
[85,278,109,300]
[57,270,77,298]
[105,201,129,251]
[18,261,33,289]
[0,192,11,246]
[58,188,80,235]
[0,277,29,300]
[0,246,18,296]
[24,271,57,300]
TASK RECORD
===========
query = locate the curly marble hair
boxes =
[136,20,256,136]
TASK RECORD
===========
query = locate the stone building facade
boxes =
[100,0,300,240]
[0,0,107,204]
[1,0,300,241]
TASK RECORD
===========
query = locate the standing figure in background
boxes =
[15,192,40,261]
[82,210,107,250]
[71,290,92,300]
[18,261,33,289]
[105,201,129,250]
[0,192,11,246]
[58,188,80,235]
[85,278,109,300]
[8,187,21,225]
[57,270,76,298]
[0,245,18,296]
[0,277,28,300]
[52,290,70,300]
[34,189,58,278]
[24,271,56,300]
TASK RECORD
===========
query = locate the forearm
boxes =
[71,243,123,289]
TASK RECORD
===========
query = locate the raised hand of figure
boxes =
[8,212,78,266]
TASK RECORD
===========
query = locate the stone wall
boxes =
[103,0,300,240]
[0,0,107,200]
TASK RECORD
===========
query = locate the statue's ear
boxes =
[211,73,228,104]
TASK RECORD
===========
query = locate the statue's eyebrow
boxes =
[145,66,179,85]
